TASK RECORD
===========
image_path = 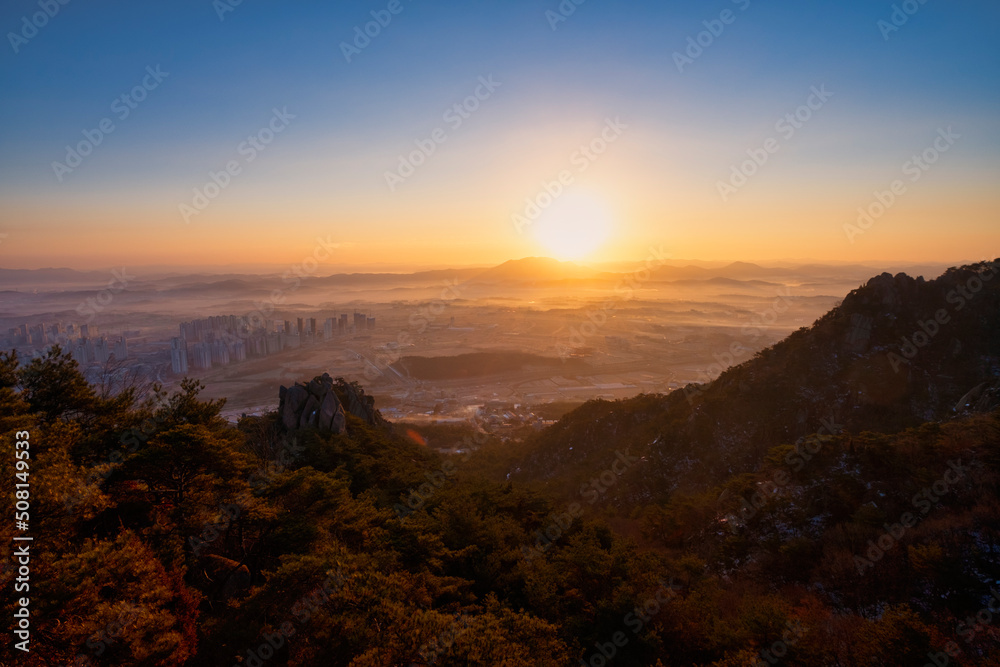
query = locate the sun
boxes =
[533,191,613,261]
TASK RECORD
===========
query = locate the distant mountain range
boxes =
[0,258,958,292]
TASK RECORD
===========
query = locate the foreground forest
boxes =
[2,260,1000,666]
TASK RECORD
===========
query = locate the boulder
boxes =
[299,394,321,429]
[336,378,386,427]
[307,376,325,398]
[281,384,309,431]
[278,375,384,434]
[320,389,347,434]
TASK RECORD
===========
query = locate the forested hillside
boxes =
[2,259,999,666]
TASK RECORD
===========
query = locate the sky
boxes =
[0,0,998,271]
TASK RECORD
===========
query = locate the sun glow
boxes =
[533,191,614,261]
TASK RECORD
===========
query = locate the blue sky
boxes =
[1,0,998,269]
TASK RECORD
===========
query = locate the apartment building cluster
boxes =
[2,321,129,365]
[170,311,375,374]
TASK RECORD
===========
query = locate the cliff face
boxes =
[278,372,385,434]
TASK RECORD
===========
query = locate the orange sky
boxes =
[1,2,997,272]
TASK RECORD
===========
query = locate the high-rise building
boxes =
[170,337,189,374]
[324,318,334,341]
[307,318,316,336]
[297,317,304,337]
[354,312,366,332]
[339,314,348,333]
[211,340,230,366]
[114,336,129,360]
[366,317,376,330]
[192,343,213,370]
[248,334,267,357]
[93,337,111,364]
[266,333,282,355]
[72,340,90,365]
[29,324,47,345]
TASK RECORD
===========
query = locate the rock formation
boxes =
[842,271,925,311]
[334,377,386,428]
[955,378,1000,414]
[277,373,385,433]
[278,372,346,434]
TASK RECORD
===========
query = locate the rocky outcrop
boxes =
[334,377,386,428]
[955,378,1000,414]
[278,372,347,434]
[277,373,387,433]
[842,272,925,312]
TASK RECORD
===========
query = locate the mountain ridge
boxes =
[503,258,1000,505]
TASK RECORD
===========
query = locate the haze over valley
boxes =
[0,257,953,430]
[1,1,998,665]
